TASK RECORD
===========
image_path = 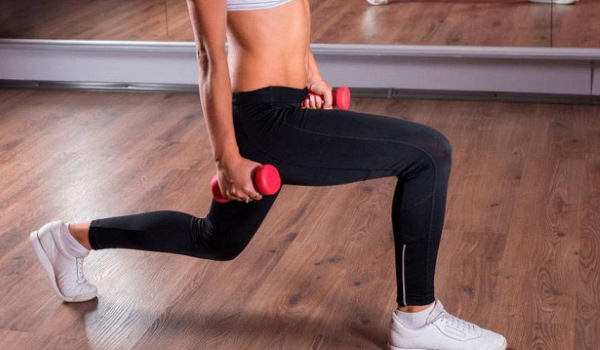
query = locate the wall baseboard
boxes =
[1,39,600,101]
[2,79,599,106]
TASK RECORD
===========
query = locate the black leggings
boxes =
[89,86,452,306]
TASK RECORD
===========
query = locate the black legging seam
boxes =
[425,163,437,302]
[285,109,439,166]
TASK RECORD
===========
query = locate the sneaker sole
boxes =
[388,338,507,350]
[30,230,97,302]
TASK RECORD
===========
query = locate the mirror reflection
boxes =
[0,0,598,47]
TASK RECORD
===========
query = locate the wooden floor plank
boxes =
[575,156,600,350]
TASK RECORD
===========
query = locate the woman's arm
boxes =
[186,0,262,202]
[186,0,235,163]
[302,0,333,110]
[303,49,333,110]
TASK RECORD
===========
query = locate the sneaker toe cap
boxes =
[481,329,507,350]
[68,285,97,302]
[62,282,97,302]
[71,292,97,302]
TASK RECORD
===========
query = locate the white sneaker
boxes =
[367,0,389,5]
[388,299,507,350]
[529,0,578,4]
[30,221,97,302]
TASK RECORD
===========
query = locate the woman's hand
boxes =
[302,80,333,110]
[216,154,264,203]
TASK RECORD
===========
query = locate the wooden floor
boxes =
[0,88,599,349]
[1,0,599,47]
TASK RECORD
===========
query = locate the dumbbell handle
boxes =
[307,86,351,110]
[211,164,281,203]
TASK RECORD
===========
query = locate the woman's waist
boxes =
[232,85,309,105]
[228,48,307,91]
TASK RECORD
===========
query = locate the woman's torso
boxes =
[226,0,310,93]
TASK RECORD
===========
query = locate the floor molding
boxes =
[2,79,599,106]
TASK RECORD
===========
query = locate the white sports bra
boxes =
[227,0,295,11]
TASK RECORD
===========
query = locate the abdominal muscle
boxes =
[225,0,310,92]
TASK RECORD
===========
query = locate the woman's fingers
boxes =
[311,94,323,109]
[223,182,263,203]
[238,185,263,202]
[301,98,310,109]
[305,94,324,109]
[323,90,333,109]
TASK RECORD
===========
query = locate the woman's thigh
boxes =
[234,105,450,186]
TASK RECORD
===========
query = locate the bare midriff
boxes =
[226,0,310,92]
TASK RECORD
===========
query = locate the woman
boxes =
[30,1,507,349]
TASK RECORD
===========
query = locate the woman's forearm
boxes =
[197,51,239,164]
[185,0,237,164]
[305,49,324,89]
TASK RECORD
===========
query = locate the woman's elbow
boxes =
[196,44,227,73]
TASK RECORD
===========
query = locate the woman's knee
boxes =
[398,125,452,178]
[418,125,452,170]
[189,219,250,261]
[208,245,245,261]
[192,234,248,261]
[432,128,452,167]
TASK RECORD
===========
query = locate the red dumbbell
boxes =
[211,164,281,203]
[307,86,351,110]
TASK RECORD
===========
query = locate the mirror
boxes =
[0,0,191,42]
[1,0,598,47]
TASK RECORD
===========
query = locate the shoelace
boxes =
[76,257,86,284]
[437,310,478,335]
